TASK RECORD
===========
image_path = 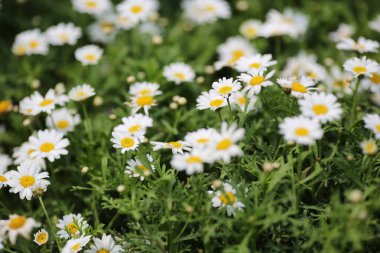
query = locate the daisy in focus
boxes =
[45,23,82,46]
[337,37,379,53]
[28,129,70,162]
[125,154,155,181]
[6,164,50,200]
[111,132,140,153]
[279,116,323,145]
[62,234,92,253]
[163,62,195,84]
[298,93,343,124]
[75,44,103,65]
[127,82,162,114]
[208,182,245,217]
[363,114,380,139]
[112,114,153,140]
[238,69,275,96]
[196,90,227,111]
[277,76,316,98]
[343,57,379,78]
[182,0,231,25]
[84,234,122,253]
[0,214,40,244]
[12,29,48,56]
[33,229,49,245]
[69,84,96,101]
[56,213,89,239]
[211,77,241,97]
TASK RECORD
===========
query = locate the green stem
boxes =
[39,197,61,251]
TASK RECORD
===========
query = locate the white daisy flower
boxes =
[88,15,118,44]
[163,62,195,85]
[33,229,49,245]
[84,234,122,253]
[0,215,40,244]
[111,132,140,153]
[13,141,46,170]
[171,149,213,175]
[208,182,245,217]
[68,84,96,101]
[28,129,70,162]
[113,114,153,139]
[235,54,276,73]
[129,94,157,115]
[279,116,323,145]
[328,23,355,42]
[230,92,257,113]
[27,89,69,115]
[46,108,81,133]
[12,29,48,56]
[298,92,342,124]
[75,44,103,65]
[115,13,139,30]
[211,77,241,97]
[343,57,379,78]
[184,128,218,147]
[182,0,231,25]
[196,90,227,111]
[117,0,159,23]
[56,213,89,239]
[277,76,316,98]
[151,141,191,154]
[361,139,378,155]
[325,66,352,95]
[363,114,380,139]
[369,15,380,33]
[45,23,82,46]
[337,37,379,53]
[125,154,155,181]
[62,234,92,253]
[238,69,275,96]
[129,82,162,97]
[19,96,41,116]
[214,36,256,70]
[6,164,49,200]
[72,0,111,15]
[239,19,262,39]
[362,70,380,94]
[210,122,245,163]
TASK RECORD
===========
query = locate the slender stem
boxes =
[39,197,61,251]
[217,110,223,124]
[106,212,120,231]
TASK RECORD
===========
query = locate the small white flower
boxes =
[328,23,355,42]
[279,116,323,145]
[182,0,231,25]
[298,92,342,124]
[87,15,118,44]
[33,229,49,245]
[163,62,195,84]
[84,234,122,253]
[125,154,155,181]
[230,92,257,113]
[21,89,69,115]
[235,54,276,73]
[208,182,245,216]
[75,44,103,65]
[117,0,159,23]
[0,215,40,244]
[369,15,380,33]
[171,148,215,175]
[69,84,96,101]
[238,69,274,96]
[360,139,378,155]
[13,141,46,170]
[337,37,379,53]
[239,19,262,39]
[45,23,82,46]
[72,0,111,15]
[12,29,48,56]
[111,132,140,153]
[184,128,218,147]
[62,234,92,253]
[113,113,153,139]
[56,213,89,239]
[196,90,227,111]
[6,164,49,200]
[46,108,81,133]
[343,57,379,78]
[361,70,380,94]
[277,76,316,98]
[129,82,162,97]
[28,129,70,162]
[151,141,191,154]
[363,114,380,139]
[211,77,241,97]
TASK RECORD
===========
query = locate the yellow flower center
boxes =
[8,216,27,229]
[333,80,349,88]
[249,62,261,69]
[120,137,135,148]
[0,100,12,114]
[370,73,380,84]
[209,99,224,107]
[129,124,141,133]
[294,127,309,137]
[85,0,97,8]
[136,96,154,106]
[291,82,307,93]
[232,50,244,59]
[39,99,54,107]
[186,156,202,164]
[237,96,246,105]
[29,40,39,49]
[139,89,152,96]
[67,223,79,234]
[204,4,216,12]
[131,5,143,13]
[364,142,377,154]
[36,232,48,244]
[219,192,235,205]
[59,33,69,42]
[85,54,96,62]
[101,22,114,34]
[219,86,232,95]
[168,141,182,149]
[244,27,257,38]
[136,165,148,173]
[249,76,265,86]
[174,72,186,80]
[196,138,209,144]
[72,243,81,251]
[0,175,6,182]
[353,66,367,74]
[97,250,110,253]
[312,104,329,115]
[40,142,55,153]
[20,175,35,188]
[57,120,70,129]
[14,45,26,55]
[307,72,317,79]
[376,124,380,133]
[216,138,232,150]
